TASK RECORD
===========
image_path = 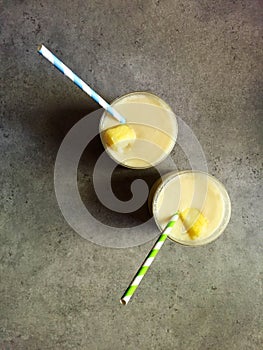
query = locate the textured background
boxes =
[1,1,262,349]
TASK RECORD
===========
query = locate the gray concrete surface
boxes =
[1,1,262,349]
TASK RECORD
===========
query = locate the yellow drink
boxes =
[149,171,231,246]
[100,92,178,169]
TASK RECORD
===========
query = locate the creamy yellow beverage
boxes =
[100,92,178,169]
[151,171,231,246]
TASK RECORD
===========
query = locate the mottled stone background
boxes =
[1,1,262,349]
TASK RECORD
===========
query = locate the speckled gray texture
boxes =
[1,1,262,349]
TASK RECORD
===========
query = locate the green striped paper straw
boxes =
[120,212,179,305]
[37,44,126,124]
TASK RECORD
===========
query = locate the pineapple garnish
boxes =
[103,124,136,153]
[180,208,208,240]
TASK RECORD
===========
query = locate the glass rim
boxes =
[151,170,232,246]
[99,91,178,169]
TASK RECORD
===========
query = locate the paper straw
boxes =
[37,44,126,124]
[120,212,179,305]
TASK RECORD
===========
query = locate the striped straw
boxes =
[37,44,126,124]
[120,212,179,305]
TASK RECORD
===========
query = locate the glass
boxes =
[99,91,178,169]
[149,170,231,246]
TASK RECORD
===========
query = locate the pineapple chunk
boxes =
[180,208,208,240]
[103,124,136,153]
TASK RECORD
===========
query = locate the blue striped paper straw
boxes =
[38,44,126,124]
